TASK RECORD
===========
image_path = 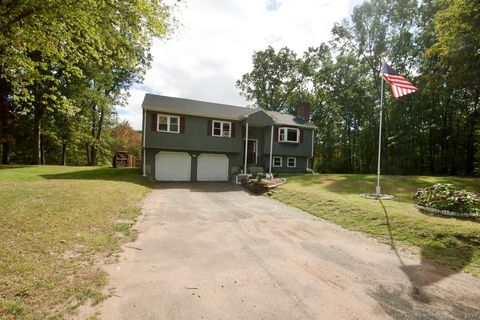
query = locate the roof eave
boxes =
[142,105,243,121]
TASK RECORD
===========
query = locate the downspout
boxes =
[269,125,274,174]
[142,108,146,176]
[243,122,249,174]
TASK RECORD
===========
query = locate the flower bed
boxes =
[413,183,479,218]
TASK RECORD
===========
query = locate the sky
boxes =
[118,0,363,130]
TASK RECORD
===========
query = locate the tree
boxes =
[237,0,479,175]
[427,0,480,174]
[0,0,173,165]
[236,46,306,112]
[111,121,142,158]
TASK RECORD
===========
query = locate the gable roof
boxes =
[142,94,317,129]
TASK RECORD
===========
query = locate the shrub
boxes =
[256,172,262,183]
[413,183,480,214]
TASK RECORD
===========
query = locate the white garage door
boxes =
[155,152,191,181]
[197,153,229,181]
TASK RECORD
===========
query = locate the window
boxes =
[157,114,179,133]
[287,157,296,168]
[212,120,231,137]
[273,156,282,167]
[279,127,299,143]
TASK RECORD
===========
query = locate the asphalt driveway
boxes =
[80,183,480,320]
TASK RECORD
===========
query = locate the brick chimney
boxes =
[296,101,310,122]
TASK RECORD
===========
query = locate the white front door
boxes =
[155,151,191,181]
[197,153,229,181]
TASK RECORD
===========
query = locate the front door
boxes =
[247,140,257,164]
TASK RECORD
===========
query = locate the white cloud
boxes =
[117,0,362,129]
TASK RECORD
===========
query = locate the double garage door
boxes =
[155,151,228,181]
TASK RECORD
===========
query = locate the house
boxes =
[141,94,316,181]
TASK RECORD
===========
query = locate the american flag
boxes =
[382,63,418,98]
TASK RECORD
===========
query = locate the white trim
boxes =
[142,109,146,176]
[278,127,300,143]
[142,106,318,129]
[243,122,249,173]
[157,114,180,133]
[212,120,231,137]
[287,157,296,168]
[273,156,282,167]
[269,125,274,174]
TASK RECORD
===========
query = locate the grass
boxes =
[0,166,151,319]
[269,174,480,276]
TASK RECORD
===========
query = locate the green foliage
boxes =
[256,172,262,183]
[238,0,480,175]
[413,183,480,214]
[236,46,306,112]
[0,0,176,165]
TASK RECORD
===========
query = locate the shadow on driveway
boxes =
[153,182,246,193]
[367,201,479,319]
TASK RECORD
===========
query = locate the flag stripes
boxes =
[381,63,418,98]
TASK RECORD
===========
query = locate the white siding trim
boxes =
[287,157,296,168]
[273,156,282,167]
[269,125,274,173]
[142,109,146,176]
[243,123,249,173]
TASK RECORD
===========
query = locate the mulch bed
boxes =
[241,178,286,195]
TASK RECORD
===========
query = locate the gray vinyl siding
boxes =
[143,110,315,177]
[145,111,243,153]
[273,127,313,157]
[245,110,274,127]
[265,155,309,173]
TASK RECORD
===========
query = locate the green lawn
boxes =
[0,166,151,319]
[269,174,480,276]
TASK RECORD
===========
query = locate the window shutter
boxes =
[274,127,279,141]
[231,122,235,138]
[180,116,185,133]
[151,113,157,131]
[207,119,212,136]
[300,129,304,143]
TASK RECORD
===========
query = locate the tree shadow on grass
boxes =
[369,200,477,311]
[40,168,246,193]
[321,174,480,203]
[367,200,480,319]
[40,167,152,187]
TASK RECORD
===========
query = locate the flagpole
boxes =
[376,62,384,197]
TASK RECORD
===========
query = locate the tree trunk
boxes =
[86,143,91,165]
[1,142,9,164]
[465,111,477,175]
[0,76,12,165]
[61,143,67,165]
[40,133,45,165]
[89,105,105,166]
[32,105,46,165]
[90,147,97,166]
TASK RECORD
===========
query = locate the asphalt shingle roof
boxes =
[142,94,317,129]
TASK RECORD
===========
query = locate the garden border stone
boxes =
[416,205,479,218]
